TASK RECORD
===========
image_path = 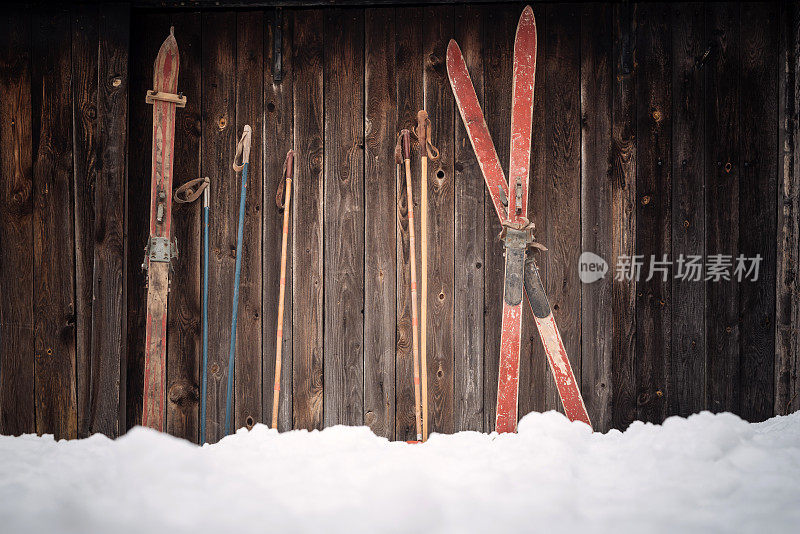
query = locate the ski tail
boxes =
[524,258,591,426]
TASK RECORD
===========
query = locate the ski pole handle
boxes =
[276,150,295,209]
[284,150,294,180]
[415,110,440,161]
[416,110,428,148]
[401,129,412,161]
[233,124,252,171]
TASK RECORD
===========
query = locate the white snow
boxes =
[2,410,799,534]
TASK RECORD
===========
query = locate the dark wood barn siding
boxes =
[0,2,798,443]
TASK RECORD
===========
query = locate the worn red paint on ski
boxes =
[142,31,180,431]
[508,6,536,222]
[495,6,536,434]
[446,40,509,223]
[534,313,590,425]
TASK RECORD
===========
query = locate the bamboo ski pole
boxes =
[398,129,422,442]
[419,114,428,443]
[415,111,439,442]
[272,150,294,430]
[226,125,252,436]
[173,176,210,443]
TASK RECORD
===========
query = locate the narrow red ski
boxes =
[447,6,591,431]
[495,5,537,434]
[142,28,185,431]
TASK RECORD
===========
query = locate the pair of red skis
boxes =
[447,6,592,432]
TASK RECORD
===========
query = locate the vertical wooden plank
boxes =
[580,3,613,431]
[71,4,99,438]
[611,2,637,430]
[87,3,129,436]
[292,9,324,431]
[634,2,672,424]
[739,1,777,422]
[166,11,202,442]
[482,6,527,431]
[233,10,265,432]
[364,7,396,439]
[453,5,484,432]
[0,8,35,436]
[263,8,294,431]
[544,4,582,415]
[422,5,455,435]
[670,3,706,418]
[776,1,800,416]
[705,3,740,415]
[323,8,365,428]
[31,8,78,439]
[395,6,423,440]
[202,11,237,442]
[126,12,168,431]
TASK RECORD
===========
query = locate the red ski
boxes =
[447,6,591,431]
[142,28,185,431]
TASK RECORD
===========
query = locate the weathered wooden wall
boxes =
[0,1,798,443]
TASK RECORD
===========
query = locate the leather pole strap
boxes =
[174,176,209,204]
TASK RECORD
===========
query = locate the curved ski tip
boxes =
[519,5,536,27]
[159,27,178,55]
[446,39,462,74]
[447,39,460,57]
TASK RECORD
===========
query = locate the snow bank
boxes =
[1,411,799,533]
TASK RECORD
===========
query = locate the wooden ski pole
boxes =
[415,111,439,442]
[272,150,294,430]
[398,129,422,442]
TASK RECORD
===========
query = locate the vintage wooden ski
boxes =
[495,5,537,434]
[142,28,185,431]
[447,6,591,431]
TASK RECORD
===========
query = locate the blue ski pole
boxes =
[226,125,252,436]
[173,176,211,443]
